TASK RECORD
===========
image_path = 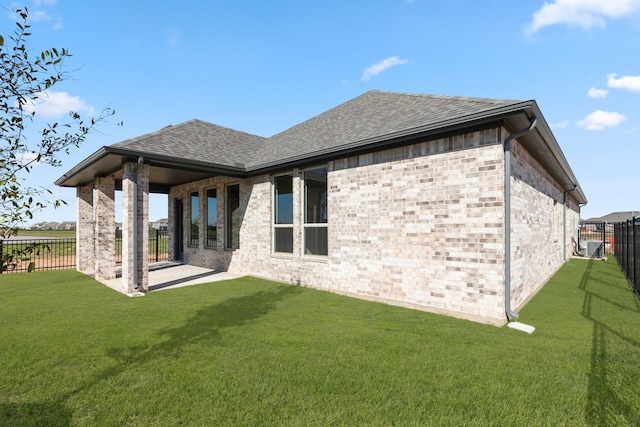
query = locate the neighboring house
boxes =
[151,218,169,231]
[57,221,76,231]
[30,222,47,230]
[55,91,587,326]
[585,211,639,223]
[44,222,60,230]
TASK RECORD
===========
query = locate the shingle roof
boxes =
[586,211,640,223]
[111,119,264,168]
[56,90,586,204]
[248,91,523,169]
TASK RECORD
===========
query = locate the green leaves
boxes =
[0,7,117,270]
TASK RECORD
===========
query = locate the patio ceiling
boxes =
[54,146,246,194]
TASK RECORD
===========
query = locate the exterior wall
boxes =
[509,138,580,311]
[122,163,150,292]
[76,185,94,273]
[94,177,116,280]
[329,130,506,323]
[168,127,510,325]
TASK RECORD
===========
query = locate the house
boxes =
[55,91,587,326]
[151,218,169,231]
[585,211,639,223]
[56,221,76,231]
[30,221,48,230]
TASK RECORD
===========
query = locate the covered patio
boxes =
[55,120,261,294]
[98,262,242,295]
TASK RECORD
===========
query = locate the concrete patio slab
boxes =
[98,262,243,295]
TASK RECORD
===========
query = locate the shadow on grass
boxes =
[580,259,640,425]
[0,401,73,426]
[106,284,302,363]
[4,284,301,426]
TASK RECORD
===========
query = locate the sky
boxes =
[4,0,640,224]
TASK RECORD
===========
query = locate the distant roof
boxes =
[586,211,640,223]
[55,90,587,204]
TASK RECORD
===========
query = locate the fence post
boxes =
[633,218,637,291]
[0,240,3,274]
[155,229,159,262]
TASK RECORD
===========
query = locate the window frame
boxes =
[273,173,294,254]
[225,184,240,250]
[206,187,217,249]
[302,166,328,256]
[189,190,200,247]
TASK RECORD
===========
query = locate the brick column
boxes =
[122,162,150,293]
[76,185,94,273]
[138,163,150,291]
[94,177,116,280]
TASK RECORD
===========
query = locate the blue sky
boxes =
[5,0,640,223]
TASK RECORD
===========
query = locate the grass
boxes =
[15,229,76,238]
[0,259,638,425]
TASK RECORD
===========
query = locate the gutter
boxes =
[247,101,535,173]
[563,185,577,261]
[503,116,538,321]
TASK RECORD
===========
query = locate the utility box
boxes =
[584,240,603,258]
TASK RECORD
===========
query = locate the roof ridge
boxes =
[366,89,524,105]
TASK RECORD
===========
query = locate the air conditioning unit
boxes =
[584,240,603,258]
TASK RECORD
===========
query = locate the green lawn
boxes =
[15,229,76,238]
[0,259,638,426]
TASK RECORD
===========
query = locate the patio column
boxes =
[76,185,94,273]
[122,161,150,293]
[94,176,116,280]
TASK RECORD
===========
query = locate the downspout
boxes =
[504,117,537,321]
[563,185,577,261]
[132,157,144,290]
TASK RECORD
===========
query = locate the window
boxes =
[274,175,293,253]
[226,184,240,250]
[206,188,217,248]
[189,191,199,247]
[303,167,328,256]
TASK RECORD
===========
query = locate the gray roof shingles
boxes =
[249,91,522,168]
[109,91,524,170]
[111,119,265,168]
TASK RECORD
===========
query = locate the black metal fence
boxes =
[1,229,169,274]
[578,221,614,257]
[0,238,76,273]
[614,217,639,296]
[115,229,169,265]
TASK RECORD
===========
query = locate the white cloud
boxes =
[587,87,609,98]
[33,0,57,6]
[525,0,640,34]
[552,120,570,129]
[20,91,95,118]
[165,27,182,47]
[361,56,410,81]
[577,110,627,130]
[30,10,52,22]
[607,73,640,92]
[18,151,42,167]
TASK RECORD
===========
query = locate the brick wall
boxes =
[94,176,116,280]
[76,185,94,273]
[168,127,514,325]
[509,139,580,310]
[122,163,149,293]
